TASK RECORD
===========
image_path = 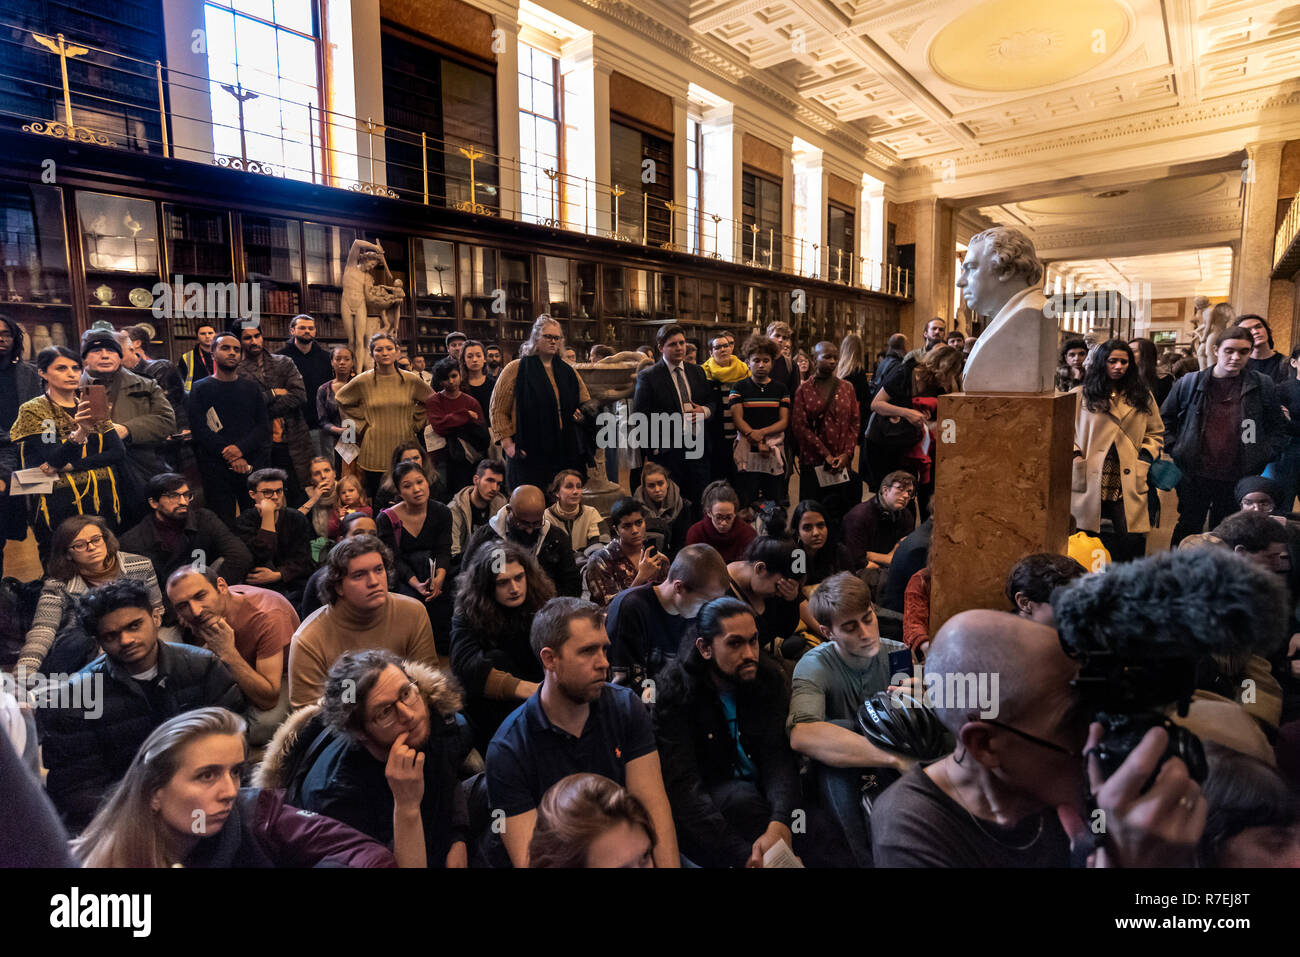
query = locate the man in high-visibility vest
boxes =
[180,321,217,393]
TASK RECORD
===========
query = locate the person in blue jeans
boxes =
[1263,345,1300,513]
[787,572,913,867]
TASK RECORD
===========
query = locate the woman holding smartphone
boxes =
[8,346,127,563]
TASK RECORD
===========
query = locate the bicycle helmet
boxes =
[857,690,952,760]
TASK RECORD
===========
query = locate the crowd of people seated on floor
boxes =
[1,308,1299,868]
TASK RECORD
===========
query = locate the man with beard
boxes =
[485,344,503,377]
[905,317,946,364]
[165,563,298,741]
[187,333,271,526]
[35,579,244,832]
[234,321,312,498]
[653,597,800,867]
[791,341,860,525]
[463,484,581,597]
[0,315,41,577]
[119,472,252,600]
[278,315,335,459]
[79,327,176,525]
[486,597,679,867]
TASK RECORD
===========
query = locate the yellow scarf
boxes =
[702,356,751,384]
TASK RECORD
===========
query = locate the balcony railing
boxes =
[0,22,912,299]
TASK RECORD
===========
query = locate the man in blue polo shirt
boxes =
[485,596,680,867]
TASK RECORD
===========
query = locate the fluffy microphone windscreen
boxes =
[1051,548,1289,661]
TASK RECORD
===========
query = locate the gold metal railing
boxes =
[3,23,913,299]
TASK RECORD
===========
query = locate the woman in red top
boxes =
[425,357,490,497]
[685,481,756,563]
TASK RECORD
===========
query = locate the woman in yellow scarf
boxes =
[9,346,126,563]
[701,331,751,482]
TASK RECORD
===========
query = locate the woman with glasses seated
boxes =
[8,345,128,565]
[15,514,163,676]
[256,649,469,869]
[487,315,591,491]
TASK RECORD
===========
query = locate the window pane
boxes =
[533,78,553,119]
[518,70,532,114]
[535,121,557,162]
[273,0,313,33]
[233,0,274,19]
[277,31,317,90]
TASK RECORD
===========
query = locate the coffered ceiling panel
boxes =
[685,0,1300,161]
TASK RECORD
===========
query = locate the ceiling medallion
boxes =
[988,30,1065,62]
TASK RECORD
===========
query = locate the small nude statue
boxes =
[1191,297,1234,371]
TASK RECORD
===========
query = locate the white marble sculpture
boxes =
[958,227,1055,393]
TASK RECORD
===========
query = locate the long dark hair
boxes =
[1081,338,1151,415]
[528,773,657,868]
[1128,337,1161,389]
[453,540,556,638]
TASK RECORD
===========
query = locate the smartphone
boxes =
[87,383,109,422]
[887,648,914,682]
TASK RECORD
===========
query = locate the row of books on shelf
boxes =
[244,222,296,247]
[166,212,225,244]
[260,289,301,315]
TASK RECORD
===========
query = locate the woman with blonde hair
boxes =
[838,334,870,499]
[74,707,395,868]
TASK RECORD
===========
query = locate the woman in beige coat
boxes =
[1072,339,1165,562]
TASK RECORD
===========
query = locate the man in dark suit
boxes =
[633,323,716,513]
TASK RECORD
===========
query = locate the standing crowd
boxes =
[1,296,1298,869]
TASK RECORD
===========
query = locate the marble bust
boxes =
[958,227,1055,393]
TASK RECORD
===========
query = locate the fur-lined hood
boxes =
[254,660,461,790]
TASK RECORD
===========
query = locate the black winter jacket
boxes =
[119,505,253,596]
[1160,368,1286,478]
[35,641,246,833]
[463,518,582,598]
[652,650,799,868]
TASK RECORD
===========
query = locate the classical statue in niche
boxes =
[1190,297,1234,371]
[958,227,1055,393]
[341,239,403,372]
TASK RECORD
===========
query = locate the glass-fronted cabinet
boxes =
[459,244,501,345]
[652,272,675,323]
[574,261,600,348]
[78,191,161,336]
[413,238,456,359]
[0,182,74,359]
[303,222,357,345]
[241,214,302,343]
[162,203,234,356]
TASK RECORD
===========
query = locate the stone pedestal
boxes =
[929,391,1074,633]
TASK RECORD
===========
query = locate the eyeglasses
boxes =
[69,534,106,552]
[369,681,420,728]
[160,490,194,502]
[540,334,562,343]
[511,515,544,532]
[981,719,1080,758]
[256,487,286,498]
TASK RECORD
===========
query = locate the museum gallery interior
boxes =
[1,0,1300,884]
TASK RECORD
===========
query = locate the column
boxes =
[672,96,689,249]
[700,103,737,260]
[493,15,522,219]
[781,147,794,273]
[910,197,956,343]
[860,175,886,290]
[349,0,384,188]
[162,0,213,164]
[1232,141,1284,316]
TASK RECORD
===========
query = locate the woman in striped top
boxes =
[16,514,163,677]
[334,333,433,501]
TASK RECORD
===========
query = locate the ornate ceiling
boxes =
[685,0,1300,163]
[1049,246,1234,299]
